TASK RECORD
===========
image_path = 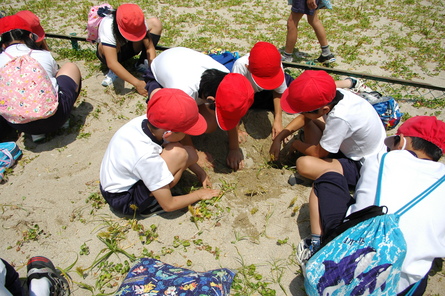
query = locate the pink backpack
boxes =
[86,3,113,43]
[0,50,58,124]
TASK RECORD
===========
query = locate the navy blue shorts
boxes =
[97,33,161,64]
[337,157,362,187]
[7,75,79,135]
[313,172,355,236]
[100,180,161,216]
[291,0,321,15]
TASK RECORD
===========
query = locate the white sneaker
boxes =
[281,53,293,62]
[101,70,118,87]
[347,77,374,93]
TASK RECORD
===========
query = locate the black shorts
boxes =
[291,0,321,15]
[100,180,161,216]
[313,171,355,236]
[97,33,161,64]
[7,75,79,135]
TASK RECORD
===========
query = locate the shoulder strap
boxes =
[375,152,445,216]
[2,49,33,60]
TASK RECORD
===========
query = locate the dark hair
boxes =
[0,29,40,52]
[198,69,228,99]
[327,90,344,109]
[410,136,442,161]
[112,10,126,46]
[303,90,344,114]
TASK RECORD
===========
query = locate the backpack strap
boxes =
[375,152,445,216]
[2,49,33,60]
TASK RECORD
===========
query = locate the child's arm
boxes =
[188,163,212,188]
[152,185,220,212]
[269,114,306,160]
[227,126,244,171]
[101,45,148,96]
[272,90,283,140]
[142,34,156,65]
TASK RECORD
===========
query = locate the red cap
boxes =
[116,4,147,42]
[281,70,336,114]
[392,116,445,152]
[0,15,32,35]
[248,42,284,90]
[147,88,207,136]
[215,73,254,131]
[15,10,45,42]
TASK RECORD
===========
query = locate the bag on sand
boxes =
[86,3,113,43]
[358,91,403,130]
[206,49,240,72]
[303,153,445,296]
[0,141,22,181]
[116,258,236,296]
[0,51,58,124]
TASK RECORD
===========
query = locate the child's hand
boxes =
[307,0,317,10]
[198,188,221,200]
[135,80,148,96]
[197,172,212,189]
[269,138,282,161]
[227,148,244,171]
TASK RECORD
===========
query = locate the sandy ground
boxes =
[1,0,444,295]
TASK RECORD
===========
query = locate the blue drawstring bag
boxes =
[303,153,445,296]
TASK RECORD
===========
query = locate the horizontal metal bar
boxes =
[44,33,445,92]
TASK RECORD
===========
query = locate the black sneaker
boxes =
[27,256,70,296]
[314,53,336,64]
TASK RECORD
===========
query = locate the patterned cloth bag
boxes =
[0,51,58,124]
[0,142,22,181]
[86,3,113,43]
[116,258,236,296]
[303,153,445,296]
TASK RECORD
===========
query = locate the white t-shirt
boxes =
[231,54,287,94]
[349,150,445,293]
[150,47,229,105]
[320,89,386,163]
[97,15,116,47]
[0,44,59,91]
[100,115,174,193]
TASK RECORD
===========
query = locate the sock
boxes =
[321,45,331,56]
[29,277,51,296]
[283,51,293,57]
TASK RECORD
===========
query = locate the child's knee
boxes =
[147,17,162,34]
[296,156,312,176]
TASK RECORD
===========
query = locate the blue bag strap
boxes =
[405,280,421,296]
[374,152,388,206]
[375,152,445,216]
[395,173,445,216]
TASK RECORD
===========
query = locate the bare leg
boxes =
[307,11,328,47]
[146,17,163,35]
[309,186,323,235]
[297,156,343,180]
[56,62,81,93]
[285,12,304,54]
[161,143,197,188]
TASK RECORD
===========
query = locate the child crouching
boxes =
[100,88,220,217]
